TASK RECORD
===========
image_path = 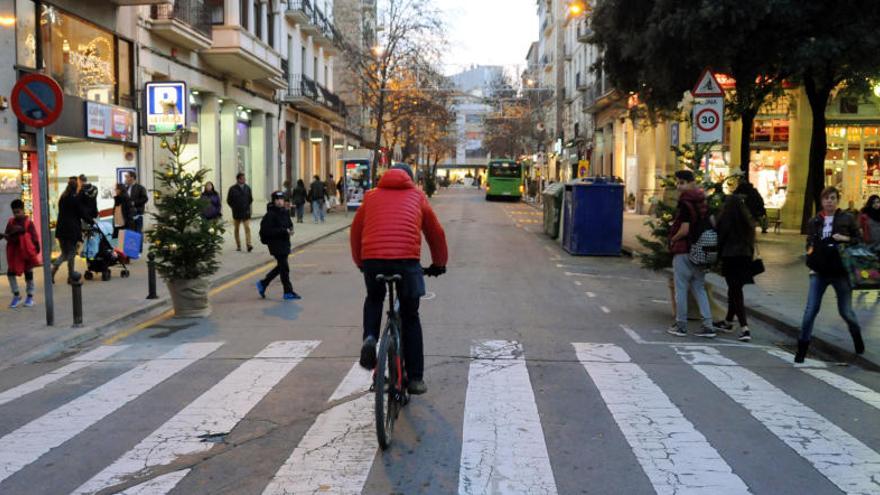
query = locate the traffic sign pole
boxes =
[36,128,54,325]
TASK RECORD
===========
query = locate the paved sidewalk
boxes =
[0,210,353,369]
[623,213,880,369]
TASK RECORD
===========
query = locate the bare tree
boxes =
[336,0,446,178]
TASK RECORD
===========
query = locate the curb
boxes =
[621,241,879,371]
[15,221,353,367]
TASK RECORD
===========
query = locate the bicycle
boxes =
[373,273,408,450]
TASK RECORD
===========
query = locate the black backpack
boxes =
[259,214,273,245]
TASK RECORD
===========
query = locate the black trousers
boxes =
[263,253,293,294]
[362,259,425,381]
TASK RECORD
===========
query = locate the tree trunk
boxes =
[738,108,756,181]
[801,75,834,233]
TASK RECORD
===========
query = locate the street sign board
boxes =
[11,73,64,128]
[693,97,724,143]
[692,68,725,98]
[145,81,187,134]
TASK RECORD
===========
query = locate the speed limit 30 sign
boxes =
[693,97,724,143]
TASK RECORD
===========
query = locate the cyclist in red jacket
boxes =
[350,163,448,395]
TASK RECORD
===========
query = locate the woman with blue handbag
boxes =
[798,186,864,363]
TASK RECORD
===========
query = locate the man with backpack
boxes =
[256,191,300,300]
[667,170,716,338]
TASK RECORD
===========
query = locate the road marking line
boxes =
[263,362,376,495]
[564,271,663,284]
[619,325,769,348]
[621,325,646,344]
[0,342,223,484]
[0,346,130,406]
[763,348,828,368]
[459,340,558,494]
[73,341,319,495]
[574,343,749,494]
[585,292,596,298]
[573,280,582,286]
[763,350,880,411]
[118,470,191,495]
[328,361,373,403]
[600,306,611,314]
[676,345,880,494]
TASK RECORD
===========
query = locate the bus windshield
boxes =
[488,162,521,178]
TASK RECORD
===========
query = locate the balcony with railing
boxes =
[149,0,213,51]
[202,21,283,85]
[286,0,339,54]
[286,74,346,120]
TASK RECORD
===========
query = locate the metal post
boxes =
[70,271,83,328]
[36,128,54,325]
[146,252,158,299]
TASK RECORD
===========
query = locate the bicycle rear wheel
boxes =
[375,322,399,449]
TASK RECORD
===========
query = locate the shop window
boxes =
[15,0,36,68]
[40,6,117,104]
[117,38,133,108]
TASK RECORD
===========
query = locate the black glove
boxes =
[424,265,446,277]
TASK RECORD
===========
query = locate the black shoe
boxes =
[851,330,865,355]
[236,247,241,252]
[713,320,734,333]
[795,340,810,363]
[359,336,377,370]
[247,245,254,252]
[737,330,751,342]
[407,379,427,395]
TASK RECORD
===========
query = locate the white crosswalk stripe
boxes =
[73,340,319,495]
[0,346,130,406]
[118,470,191,495]
[574,343,750,494]
[458,340,558,495]
[678,345,880,495]
[0,342,222,485]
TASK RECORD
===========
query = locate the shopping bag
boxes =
[840,244,880,290]
[120,230,142,260]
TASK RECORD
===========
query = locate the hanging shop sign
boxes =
[144,81,187,135]
[86,101,138,144]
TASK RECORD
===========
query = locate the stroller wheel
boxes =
[120,270,130,278]
[84,271,94,281]
[101,270,111,282]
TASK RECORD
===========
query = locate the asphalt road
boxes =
[0,188,878,494]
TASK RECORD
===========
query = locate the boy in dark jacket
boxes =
[5,199,41,308]
[256,191,300,300]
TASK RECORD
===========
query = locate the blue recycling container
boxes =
[562,177,624,256]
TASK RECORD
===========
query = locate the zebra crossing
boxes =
[0,339,878,494]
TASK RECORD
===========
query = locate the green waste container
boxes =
[542,183,564,239]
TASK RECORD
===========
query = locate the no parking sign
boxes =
[11,73,64,128]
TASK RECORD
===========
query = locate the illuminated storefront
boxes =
[826,125,880,208]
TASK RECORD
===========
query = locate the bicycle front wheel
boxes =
[375,323,398,450]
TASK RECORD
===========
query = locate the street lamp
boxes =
[568,1,592,17]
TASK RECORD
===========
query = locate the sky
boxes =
[436,0,537,77]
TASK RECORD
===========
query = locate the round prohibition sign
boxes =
[11,73,64,128]
[695,108,720,133]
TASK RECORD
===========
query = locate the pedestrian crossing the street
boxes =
[0,340,878,494]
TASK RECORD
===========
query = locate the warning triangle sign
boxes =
[692,68,725,97]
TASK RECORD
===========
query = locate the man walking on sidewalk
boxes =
[667,170,716,338]
[309,175,326,224]
[227,172,254,252]
[256,191,300,300]
[125,172,148,234]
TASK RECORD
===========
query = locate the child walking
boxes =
[5,199,41,308]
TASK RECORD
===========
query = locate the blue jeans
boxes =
[673,254,712,329]
[311,200,325,223]
[799,273,860,342]
[295,204,305,222]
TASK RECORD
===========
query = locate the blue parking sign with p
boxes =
[145,81,187,135]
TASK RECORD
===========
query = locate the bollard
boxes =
[70,271,83,328]
[147,252,158,299]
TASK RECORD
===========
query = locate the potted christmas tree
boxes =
[147,131,225,317]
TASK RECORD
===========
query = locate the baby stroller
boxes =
[82,220,130,281]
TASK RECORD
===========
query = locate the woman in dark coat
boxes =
[715,194,756,342]
[51,177,83,283]
[291,179,307,224]
[112,183,133,239]
[202,181,222,220]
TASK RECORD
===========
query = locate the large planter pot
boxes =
[167,278,211,318]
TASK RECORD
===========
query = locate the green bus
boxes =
[485,159,523,201]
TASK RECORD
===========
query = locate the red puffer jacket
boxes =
[350,169,448,268]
